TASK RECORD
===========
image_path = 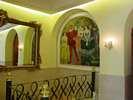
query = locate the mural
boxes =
[60,16,99,66]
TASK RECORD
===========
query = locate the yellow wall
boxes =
[50,0,133,76]
[0,1,57,68]
[0,0,133,99]
[0,0,133,76]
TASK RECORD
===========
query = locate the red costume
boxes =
[66,29,79,64]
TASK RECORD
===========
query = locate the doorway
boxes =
[13,34,18,66]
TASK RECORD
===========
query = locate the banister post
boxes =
[6,72,12,100]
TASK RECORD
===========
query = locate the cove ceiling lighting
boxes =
[2,0,94,14]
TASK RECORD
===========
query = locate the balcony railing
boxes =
[6,72,96,100]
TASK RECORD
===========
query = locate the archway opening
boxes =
[124,9,133,100]
[13,34,18,66]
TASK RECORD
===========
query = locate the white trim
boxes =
[59,64,99,72]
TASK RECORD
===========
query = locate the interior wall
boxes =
[0,1,57,68]
[52,0,133,76]
[0,0,133,75]
[0,0,133,99]
[84,0,132,76]
[0,29,14,65]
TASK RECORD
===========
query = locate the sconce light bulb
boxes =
[19,44,23,50]
[104,41,113,50]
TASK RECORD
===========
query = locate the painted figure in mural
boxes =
[80,25,95,65]
[66,26,79,64]
[60,32,70,64]
[77,26,84,47]
[91,27,99,65]
[84,26,91,46]
[76,26,84,63]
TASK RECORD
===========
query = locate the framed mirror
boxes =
[0,9,41,71]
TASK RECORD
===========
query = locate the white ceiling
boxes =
[3,0,94,14]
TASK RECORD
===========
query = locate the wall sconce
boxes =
[104,41,113,50]
[18,44,23,51]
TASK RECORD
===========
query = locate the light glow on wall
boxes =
[18,43,24,51]
[104,36,117,50]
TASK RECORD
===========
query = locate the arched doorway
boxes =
[13,34,18,65]
[131,28,133,73]
[125,9,133,75]
[125,9,133,100]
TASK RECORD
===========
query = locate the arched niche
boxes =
[5,29,18,66]
[54,9,100,70]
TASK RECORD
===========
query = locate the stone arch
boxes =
[5,29,18,66]
[53,9,100,67]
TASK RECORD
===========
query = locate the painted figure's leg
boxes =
[69,46,73,64]
[73,46,79,64]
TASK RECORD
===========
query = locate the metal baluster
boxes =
[6,72,12,100]
[6,80,12,100]
[91,72,96,98]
